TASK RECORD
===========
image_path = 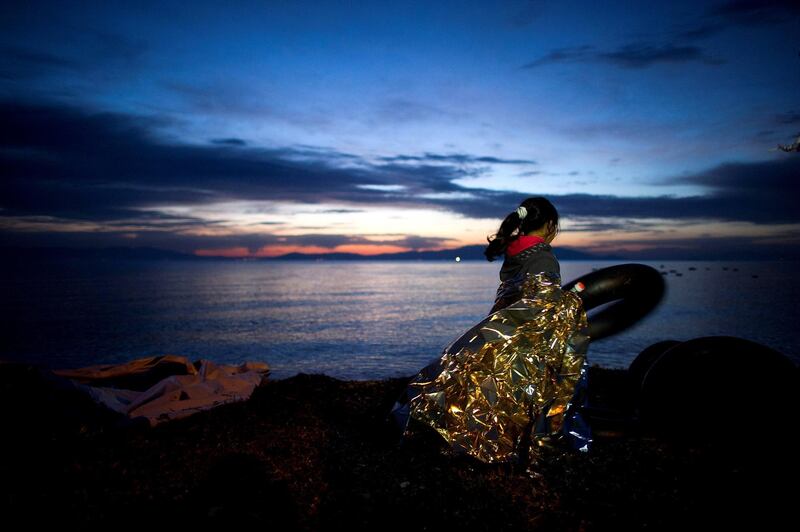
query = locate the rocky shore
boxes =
[0,362,795,530]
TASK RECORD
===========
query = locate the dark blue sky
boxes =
[1,0,798,259]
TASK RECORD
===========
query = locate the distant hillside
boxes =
[0,244,623,263]
[4,244,797,262]
[264,245,623,261]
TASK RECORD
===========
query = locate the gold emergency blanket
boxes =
[403,271,590,463]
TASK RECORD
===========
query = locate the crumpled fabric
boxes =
[53,355,270,427]
[392,271,591,463]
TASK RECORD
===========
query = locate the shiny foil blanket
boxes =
[395,271,591,463]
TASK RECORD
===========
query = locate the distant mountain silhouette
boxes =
[3,244,798,262]
[0,244,623,263]
[264,245,622,261]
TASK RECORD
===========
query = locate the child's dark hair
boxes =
[484,197,560,262]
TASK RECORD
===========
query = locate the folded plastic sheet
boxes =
[53,355,270,427]
[392,271,591,463]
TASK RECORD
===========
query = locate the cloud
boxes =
[0,220,460,255]
[2,97,799,244]
[271,233,459,251]
[663,156,799,194]
[288,144,362,161]
[577,232,800,260]
[522,45,595,68]
[386,234,462,250]
[387,180,800,225]
[210,138,247,146]
[523,42,724,69]
[163,81,275,117]
[317,208,366,214]
[0,29,148,85]
[377,153,536,165]
[674,0,800,41]
[710,0,800,25]
[775,111,800,125]
[372,98,466,124]
[564,218,676,233]
[356,184,407,192]
[598,43,725,68]
[0,98,491,223]
[0,46,82,80]
[675,24,727,41]
[651,155,800,224]
[162,81,338,131]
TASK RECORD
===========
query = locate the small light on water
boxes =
[455,256,461,262]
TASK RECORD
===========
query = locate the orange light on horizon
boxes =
[194,243,423,258]
[192,230,716,259]
[330,244,412,255]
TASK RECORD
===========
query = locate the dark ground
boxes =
[0,362,796,531]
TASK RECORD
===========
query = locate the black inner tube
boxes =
[562,263,666,341]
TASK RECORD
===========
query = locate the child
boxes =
[485,197,562,314]
[392,197,591,464]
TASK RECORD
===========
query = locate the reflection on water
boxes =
[2,259,798,379]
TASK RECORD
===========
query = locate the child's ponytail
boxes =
[483,209,527,262]
[484,197,560,262]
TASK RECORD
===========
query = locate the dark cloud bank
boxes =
[676,0,800,41]
[523,43,725,69]
[1,98,798,260]
[524,0,798,71]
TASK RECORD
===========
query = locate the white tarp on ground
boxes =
[53,355,270,427]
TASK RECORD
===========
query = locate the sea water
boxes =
[2,259,798,380]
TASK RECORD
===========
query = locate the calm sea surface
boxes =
[2,259,798,380]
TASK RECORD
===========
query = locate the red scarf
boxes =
[506,234,546,256]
